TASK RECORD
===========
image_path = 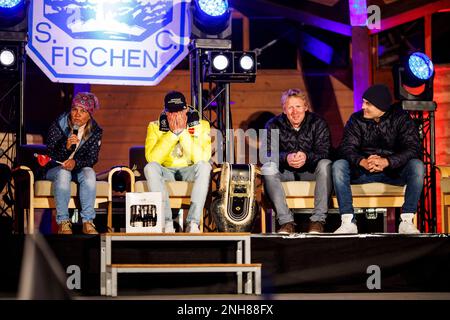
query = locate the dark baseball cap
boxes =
[164,91,187,112]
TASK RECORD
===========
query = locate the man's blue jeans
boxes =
[262,159,332,225]
[144,161,212,224]
[332,159,425,215]
[46,166,97,224]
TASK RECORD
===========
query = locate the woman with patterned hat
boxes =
[45,92,103,235]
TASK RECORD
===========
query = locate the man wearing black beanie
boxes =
[332,84,424,234]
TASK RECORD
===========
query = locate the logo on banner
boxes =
[26,0,191,85]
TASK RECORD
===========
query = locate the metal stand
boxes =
[0,40,26,224]
[189,39,234,163]
[402,100,437,232]
[0,39,27,231]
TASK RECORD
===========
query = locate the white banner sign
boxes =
[26,0,191,86]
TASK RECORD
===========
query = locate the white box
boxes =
[125,192,163,233]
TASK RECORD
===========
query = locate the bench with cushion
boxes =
[261,181,406,233]
[13,144,117,234]
[106,146,204,232]
[437,166,450,233]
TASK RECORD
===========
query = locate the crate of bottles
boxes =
[125,192,163,233]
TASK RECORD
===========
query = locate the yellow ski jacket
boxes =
[145,110,211,167]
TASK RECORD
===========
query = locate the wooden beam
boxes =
[370,0,450,34]
[425,14,432,58]
[243,16,250,51]
[229,0,352,36]
[351,26,372,111]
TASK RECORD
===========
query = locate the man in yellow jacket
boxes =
[144,91,212,233]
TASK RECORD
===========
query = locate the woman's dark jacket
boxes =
[338,104,420,176]
[264,112,331,173]
[46,112,103,171]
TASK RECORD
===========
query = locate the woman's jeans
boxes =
[46,166,97,224]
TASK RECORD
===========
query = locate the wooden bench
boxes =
[437,166,450,233]
[261,181,406,233]
[100,233,258,296]
[12,144,130,234]
[13,165,122,234]
[113,146,207,232]
[106,263,262,297]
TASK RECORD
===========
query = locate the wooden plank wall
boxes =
[92,67,450,172]
[92,69,312,171]
[434,66,450,166]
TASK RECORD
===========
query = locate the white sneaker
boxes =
[185,221,201,233]
[334,222,358,234]
[334,214,358,234]
[399,221,420,234]
[165,221,175,233]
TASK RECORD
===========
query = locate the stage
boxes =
[1,232,449,298]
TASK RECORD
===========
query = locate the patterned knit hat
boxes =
[72,92,99,115]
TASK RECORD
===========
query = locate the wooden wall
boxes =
[92,70,312,172]
[92,67,450,173]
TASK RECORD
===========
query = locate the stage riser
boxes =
[1,235,449,296]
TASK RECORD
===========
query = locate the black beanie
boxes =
[362,84,392,112]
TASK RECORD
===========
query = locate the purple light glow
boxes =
[349,0,368,26]
[301,32,334,65]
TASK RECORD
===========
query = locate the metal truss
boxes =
[403,101,437,232]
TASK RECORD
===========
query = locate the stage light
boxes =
[238,55,253,71]
[408,52,434,81]
[198,0,228,16]
[203,50,257,83]
[0,48,15,66]
[0,0,27,38]
[0,0,21,8]
[235,52,256,73]
[393,52,435,101]
[211,52,232,72]
[191,0,231,39]
[0,46,18,71]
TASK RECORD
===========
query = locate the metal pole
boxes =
[224,83,233,163]
[430,110,437,232]
[189,44,196,109]
[197,48,203,117]
[19,42,26,147]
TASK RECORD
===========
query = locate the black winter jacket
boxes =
[338,105,420,176]
[46,112,103,171]
[264,112,331,172]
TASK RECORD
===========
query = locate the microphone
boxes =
[71,125,79,152]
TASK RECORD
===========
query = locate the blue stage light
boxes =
[408,52,434,81]
[393,52,435,101]
[0,0,27,32]
[198,0,228,17]
[0,0,21,9]
[191,0,231,39]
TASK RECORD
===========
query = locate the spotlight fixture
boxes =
[209,51,233,74]
[0,0,28,41]
[191,0,231,39]
[212,54,230,71]
[0,46,18,71]
[235,52,256,73]
[0,0,22,9]
[393,52,435,101]
[203,50,257,83]
[0,0,26,26]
